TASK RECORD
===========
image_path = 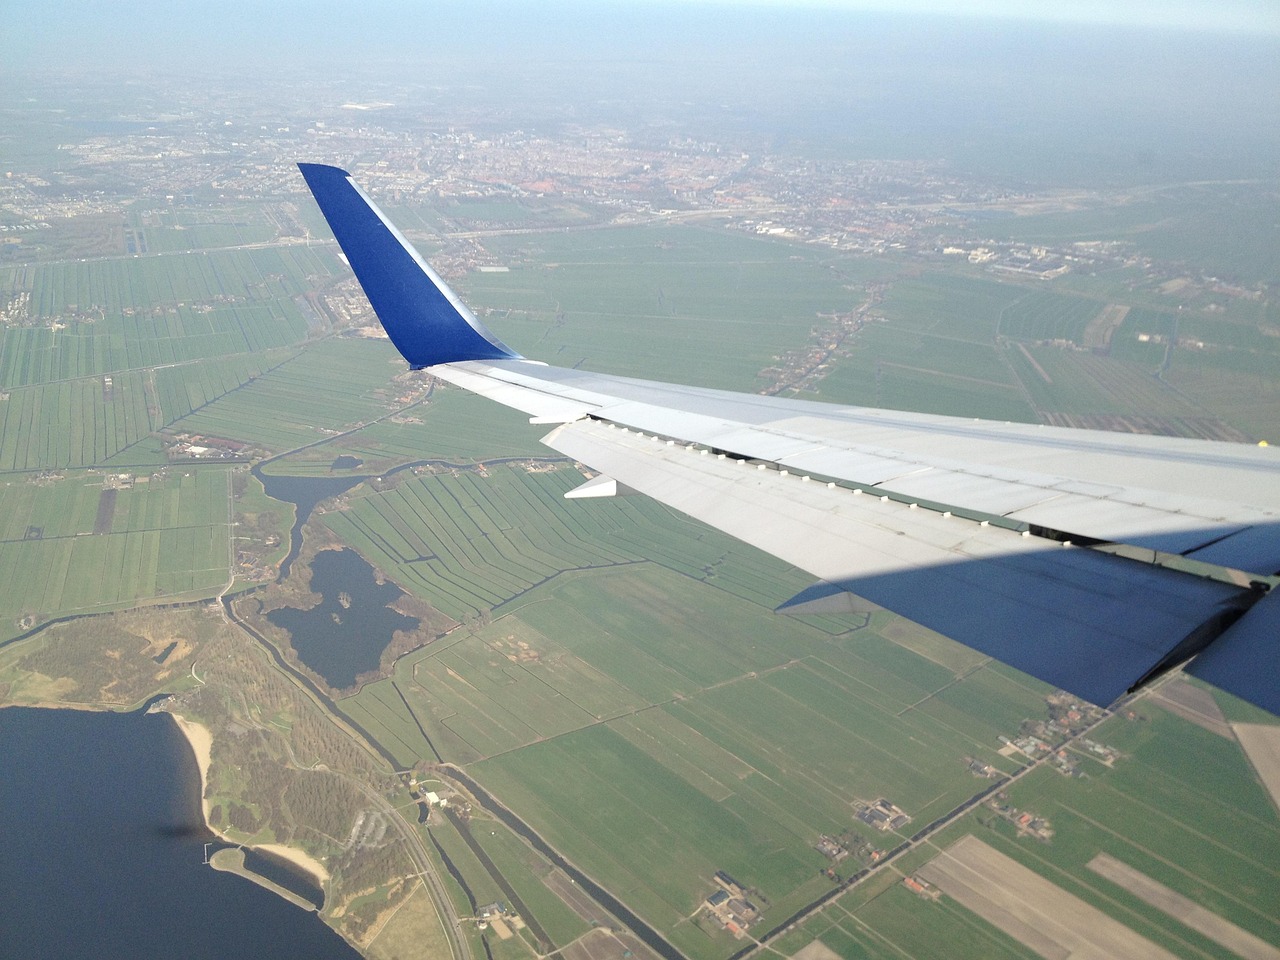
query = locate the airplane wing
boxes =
[298,163,1280,716]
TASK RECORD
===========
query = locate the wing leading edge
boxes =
[298,163,519,367]
[299,163,1280,716]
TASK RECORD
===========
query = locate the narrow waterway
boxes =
[443,766,688,960]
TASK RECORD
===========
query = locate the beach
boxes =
[256,843,331,885]
[170,713,330,888]
[170,714,213,818]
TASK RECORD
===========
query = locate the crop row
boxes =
[171,338,401,452]
[0,301,307,388]
[0,524,226,627]
[27,246,337,320]
[0,468,226,542]
[323,466,635,621]
[998,289,1104,343]
[0,371,156,471]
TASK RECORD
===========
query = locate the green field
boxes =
[457,565,1044,959]
[1008,346,1198,419]
[263,388,549,476]
[0,467,231,635]
[324,443,1280,960]
[322,466,641,622]
[997,289,1106,343]
[460,225,879,390]
[0,371,156,470]
[813,337,1036,420]
[331,495,1053,960]
[170,338,408,451]
[983,185,1280,287]
[125,204,282,254]
[0,352,293,471]
[321,459,865,626]
[22,245,338,321]
[1,184,1278,960]
[764,704,1280,960]
[0,301,307,387]
[1000,710,1280,943]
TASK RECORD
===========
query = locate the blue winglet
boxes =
[298,163,520,368]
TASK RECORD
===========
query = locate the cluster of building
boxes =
[986,796,1054,842]
[940,243,1072,279]
[702,871,760,938]
[163,432,254,461]
[815,831,886,874]
[901,875,941,900]
[1,66,1268,344]
[814,835,848,861]
[402,773,459,824]
[1076,738,1121,766]
[1048,750,1085,777]
[0,291,30,326]
[476,900,526,940]
[998,734,1053,759]
[992,694,1121,775]
[964,756,1000,779]
[855,798,912,833]
[101,471,137,490]
[756,294,881,396]
[1043,694,1107,734]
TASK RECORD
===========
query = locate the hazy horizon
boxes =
[6,4,1279,190]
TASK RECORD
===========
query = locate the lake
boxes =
[266,547,419,688]
[0,705,359,960]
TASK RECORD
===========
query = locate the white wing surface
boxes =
[299,163,1280,715]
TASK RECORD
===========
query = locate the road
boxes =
[347,777,473,960]
[727,692,1135,960]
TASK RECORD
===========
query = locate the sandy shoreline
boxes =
[170,713,331,887]
[170,714,214,818]
[256,843,331,883]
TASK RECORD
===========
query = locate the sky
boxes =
[685,0,1280,33]
[6,0,1280,76]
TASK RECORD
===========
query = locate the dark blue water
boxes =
[252,469,368,579]
[0,706,359,960]
[266,548,419,689]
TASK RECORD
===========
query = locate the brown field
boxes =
[918,835,1178,960]
[1087,852,1280,960]
[792,940,842,960]
[1234,723,1280,814]
[1083,303,1129,351]
[366,882,455,960]
[1150,677,1232,738]
[561,929,659,960]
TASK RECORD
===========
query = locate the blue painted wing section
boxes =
[1187,590,1280,715]
[1185,524,1280,577]
[297,163,519,367]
